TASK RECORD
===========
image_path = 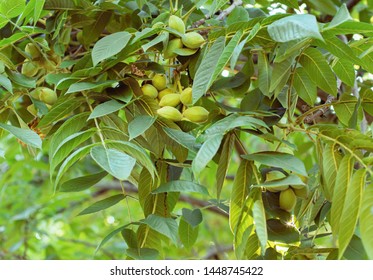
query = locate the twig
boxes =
[304,95,336,124]
[192,0,243,28]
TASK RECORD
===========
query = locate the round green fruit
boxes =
[38,87,58,105]
[141,84,158,98]
[169,15,185,34]
[164,38,183,59]
[279,188,297,212]
[180,87,192,106]
[157,106,183,121]
[152,74,167,91]
[158,88,175,99]
[21,60,39,77]
[25,43,41,59]
[159,93,181,107]
[182,32,205,49]
[183,106,209,123]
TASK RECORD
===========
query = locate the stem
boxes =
[83,93,106,148]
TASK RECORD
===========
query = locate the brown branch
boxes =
[347,0,361,10]
[192,0,243,28]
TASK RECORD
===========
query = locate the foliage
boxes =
[0,0,373,260]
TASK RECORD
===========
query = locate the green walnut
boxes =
[180,87,192,106]
[157,106,183,121]
[164,38,183,59]
[25,43,41,59]
[152,21,164,29]
[279,188,297,212]
[183,106,209,123]
[21,60,39,77]
[152,74,167,91]
[159,93,181,107]
[182,32,205,49]
[141,84,159,98]
[293,187,309,199]
[169,15,185,34]
[30,87,58,105]
[158,88,175,99]
[265,170,289,192]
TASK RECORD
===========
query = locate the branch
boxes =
[347,0,361,10]
[192,0,243,28]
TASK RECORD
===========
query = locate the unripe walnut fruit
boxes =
[180,87,192,106]
[22,60,39,77]
[25,43,41,59]
[168,15,185,34]
[37,87,58,105]
[183,106,209,123]
[158,88,175,99]
[157,106,183,121]
[152,74,167,91]
[159,93,181,107]
[164,38,183,59]
[182,32,205,49]
[141,84,158,98]
[279,188,297,212]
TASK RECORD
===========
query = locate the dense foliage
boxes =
[0,0,373,260]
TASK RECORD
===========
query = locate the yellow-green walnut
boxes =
[182,32,205,49]
[30,87,58,105]
[183,106,209,123]
[279,188,297,212]
[265,170,289,192]
[159,93,181,107]
[157,106,183,121]
[164,38,183,59]
[152,74,167,91]
[168,15,185,34]
[158,88,176,99]
[141,84,158,98]
[21,60,39,77]
[25,43,41,59]
[180,87,193,106]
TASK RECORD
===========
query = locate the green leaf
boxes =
[181,208,203,227]
[178,217,199,249]
[38,97,85,127]
[121,228,138,248]
[152,180,208,195]
[142,214,178,244]
[242,152,307,176]
[293,67,317,106]
[95,224,130,254]
[0,74,13,94]
[6,71,36,88]
[0,0,26,20]
[277,0,299,9]
[54,143,100,189]
[90,146,136,181]
[299,48,337,96]
[162,127,198,153]
[269,57,293,94]
[332,58,355,87]
[253,174,305,189]
[66,80,119,94]
[60,171,107,192]
[322,144,343,201]
[78,194,124,216]
[142,32,168,52]
[334,94,359,126]
[88,100,126,120]
[324,21,373,36]
[268,14,323,42]
[192,134,223,176]
[315,35,361,65]
[252,189,267,255]
[229,159,253,232]
[125,248,159,260]
[192,37,225,104]
[257,50,271,96]
[92,31,132,66]
[308,0,337,15]
[338,169,366,259]
[267,219,300,243]
[330,155,354,235]
[50,129,96,172]
[360,183,373,259]
[128,115,156,140]
[216,133,235,199]
[324,4,351,30]
[0,123,42,149]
